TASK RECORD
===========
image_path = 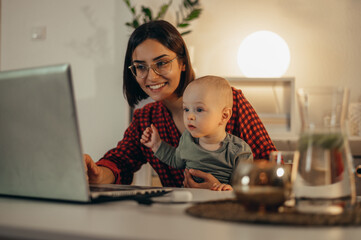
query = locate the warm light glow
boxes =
[237,31,290,77]
[276,167,285,177]
[241,176,250,185]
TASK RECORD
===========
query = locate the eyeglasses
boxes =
[128,56,178,79]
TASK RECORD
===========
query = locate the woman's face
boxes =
[131,39,185,102]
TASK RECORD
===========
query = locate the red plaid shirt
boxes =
[97,88,276,187]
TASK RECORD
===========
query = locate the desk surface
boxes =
[0,188,361,240]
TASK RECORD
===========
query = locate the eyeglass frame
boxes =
[128,56,179,79]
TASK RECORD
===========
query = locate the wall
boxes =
[1,0,360,169]
[1,0,131,160]
[184,0,361,103]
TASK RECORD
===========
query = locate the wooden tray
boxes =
[185,199,361,226]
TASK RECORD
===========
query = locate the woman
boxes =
[84,20,276,189]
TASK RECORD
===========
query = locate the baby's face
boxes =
[182,83,224,138]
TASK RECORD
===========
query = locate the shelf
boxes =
[226,77,296,137]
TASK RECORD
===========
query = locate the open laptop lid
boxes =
[0,64,91,202]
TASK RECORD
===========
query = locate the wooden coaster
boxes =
[185,199,361,226]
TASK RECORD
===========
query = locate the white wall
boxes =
[2,0,361,160]
[1,0,131,160]
[184,0,361,103]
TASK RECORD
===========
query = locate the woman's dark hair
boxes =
[123,20,195,107]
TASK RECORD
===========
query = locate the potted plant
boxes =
[123,0,202,35]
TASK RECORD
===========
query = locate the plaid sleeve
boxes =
[228,88,277,160]
[96,109,146,184]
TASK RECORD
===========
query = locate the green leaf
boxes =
[185,8,201,21]
[142,6,153,21]
[155,0,172,20]
[183,0,190,8]
[184,0,199,8]
[133,19,139,28]
[188,0,199,6]
[123,0,136,15]
[124,0,131,8]
[130,7,136,15]
[178,23,189,28]
[181,30,192,36]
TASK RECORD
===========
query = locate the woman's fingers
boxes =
[183,169,221,189]
[83,154,102,183]
[188,169,211,181]
[183,169,191,187]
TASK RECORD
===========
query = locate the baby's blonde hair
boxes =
[189,75,233,109]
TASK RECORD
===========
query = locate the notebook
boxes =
[0,64,172,203]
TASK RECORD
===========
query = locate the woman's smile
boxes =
[147,82,167,90]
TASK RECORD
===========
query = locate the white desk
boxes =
[0,188,360,240]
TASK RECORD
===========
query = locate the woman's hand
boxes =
[83,154,115,184]
[183,169,222,189]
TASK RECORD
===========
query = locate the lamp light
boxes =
[237,31,290,77]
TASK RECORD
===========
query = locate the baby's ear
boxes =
[221,107,232,123]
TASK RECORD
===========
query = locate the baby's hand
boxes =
[141,127,152,146]
[210,183,233,191]
[140,124,161,153]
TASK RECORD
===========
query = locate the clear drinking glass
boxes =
[232,160,292,212]
[269,150,297,171]
[294,87,356,213]
[269,151,298,206]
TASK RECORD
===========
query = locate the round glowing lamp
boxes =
[237,31,290,77]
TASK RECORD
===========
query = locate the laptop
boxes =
[0,64,172,203]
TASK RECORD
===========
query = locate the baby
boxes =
[141,75,253,191]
